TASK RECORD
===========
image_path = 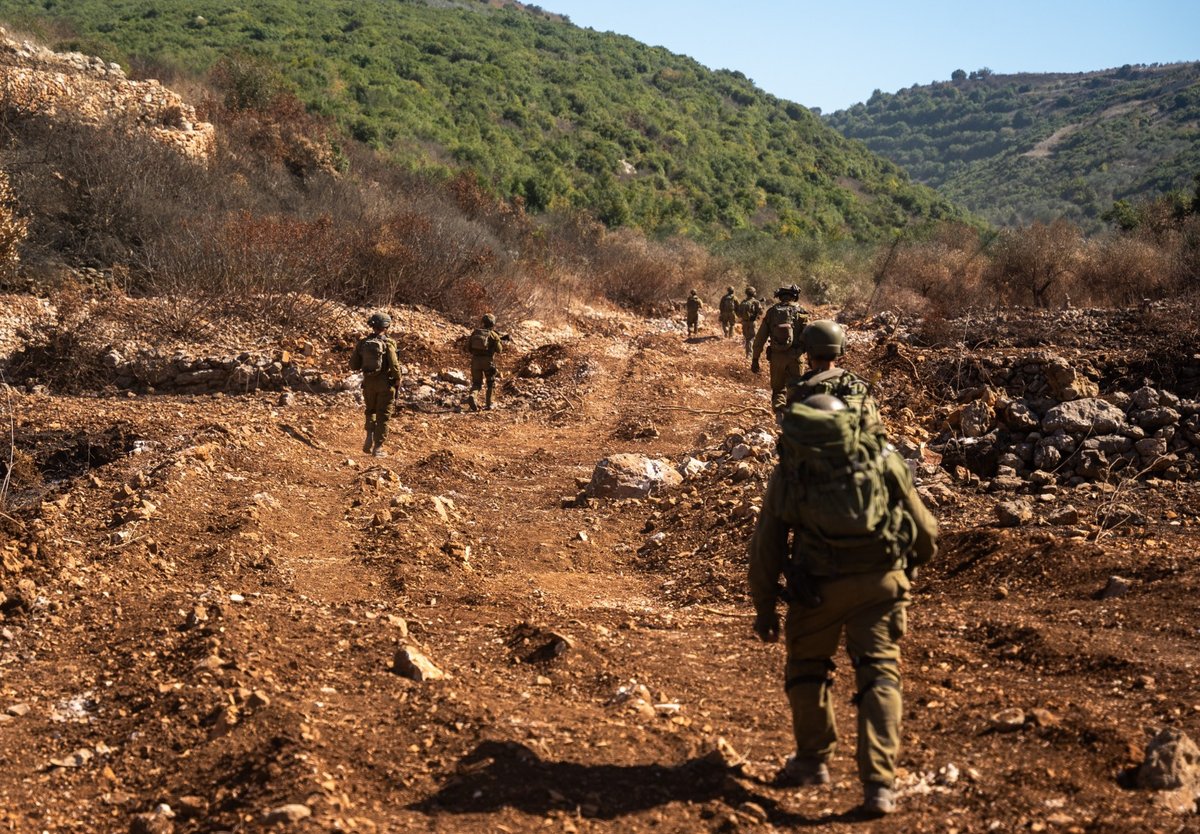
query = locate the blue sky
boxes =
[542,1,1200,113]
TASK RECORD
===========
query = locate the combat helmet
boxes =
[726,285,735,293]
[482,313,496,328]
[367,311,391,330]
[689,288,698,296]
[745,286,757,297]
[802,393,846,412]
[801,319,846,359]
[774,283,801,299]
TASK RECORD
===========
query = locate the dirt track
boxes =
[1,308,1199,833]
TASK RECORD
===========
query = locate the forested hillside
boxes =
[0,0,961,241]
[825,63,1200,230]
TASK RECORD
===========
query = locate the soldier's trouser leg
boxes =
[687,314,698,335]
[363,386,392,446]
[768,353,803,409]
[741,323,755,358]
[784,570,910,783]
[845,572,909,787]
[484,366,496,408]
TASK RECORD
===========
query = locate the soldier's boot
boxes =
[776,754,830,787]
[362,426,374,453]
[485,383,495,411]
[861,783,896,817]
[467,392,479,412]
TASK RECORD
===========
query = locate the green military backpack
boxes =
[769,304,804,349]
[468,328,492,355]
[789,369,882,432]
[360,334,388,374]
[772,396,915,577]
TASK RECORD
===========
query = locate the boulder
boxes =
[960,399,994,438]
[995,500,1033,527]
[1137,407,1180,430]
[587,454,683,499]
[1043,356,1098,401]
[1136,728,1200,792]
[1042,398,1127,436]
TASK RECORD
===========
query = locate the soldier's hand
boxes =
[753,611,780,643]
[750,360,761,374]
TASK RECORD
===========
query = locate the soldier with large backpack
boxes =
[465,313,506,411]
[349,311,401,456]
[748,392,938,817]
[736,286,763,359]
[750,284,808,410]
[718,286,738,338]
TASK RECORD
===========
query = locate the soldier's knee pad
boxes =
[785,658,835,693]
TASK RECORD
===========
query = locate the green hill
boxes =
[824,63,1200,230]
[0,0,962,242]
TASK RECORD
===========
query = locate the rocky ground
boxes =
[1,295,1199,833]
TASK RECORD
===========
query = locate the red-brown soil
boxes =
[1,303,1198,833]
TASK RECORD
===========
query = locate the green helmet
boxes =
[726,285,735,294]
[802,393,846,412]
[801,319,846,359]
[745,287,757,297]
[774,284,800,299]
[367,311,391,330]
[688,288,698,296]
[482,313,496,327]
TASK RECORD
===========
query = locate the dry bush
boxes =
[983,220,1082,308]
[1073,235,1178,305]
[872,223,990,315]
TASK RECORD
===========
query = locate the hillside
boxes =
[825,63,1200,230]
[0,0,963,241]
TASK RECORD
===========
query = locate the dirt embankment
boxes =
[1,299,1199,833]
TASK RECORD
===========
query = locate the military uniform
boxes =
[751,298,808,410]
[350,327,401,455]
[748,434,938,803]
[685,293,703,337]
[737,294,763,358]
[718,290,738,338]
[467,325,504,410]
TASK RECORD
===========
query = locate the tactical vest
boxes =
[719,294,737,317]
[738,298,762,322]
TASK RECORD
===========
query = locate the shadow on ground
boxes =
[411,740,862,826]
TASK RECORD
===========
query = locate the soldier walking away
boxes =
[349,311,401,456]
[718,285,738,338]
[737,286,763,359]
[750,284,808,410]
[685,289,703,338]
[787,320,875,420]
[748,393,938,817]
[466,313,505,411]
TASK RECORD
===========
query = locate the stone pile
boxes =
[0,28,214,159]
[932,352,1200,485]
[100,348,353,395]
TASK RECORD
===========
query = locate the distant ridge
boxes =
[825,62,1200,230]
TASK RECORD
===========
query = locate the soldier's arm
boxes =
[349,343,362,371]
[751,313,770,363]
[885,453,938,565]
[491,333,504,355]
[385,342,401,385]
[748,473,790,616]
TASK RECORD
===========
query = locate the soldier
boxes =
[736,286,763,359]
[748,393,938,817]
[466,313,505,411]
[718,285,738,338]
[685,289,703,338]
[349,311,401,456]
[750,284,808,410]
[787,320,872,407]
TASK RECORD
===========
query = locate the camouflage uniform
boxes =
[737,292,763,358]
[751,298,808,410]
[685,293,703,337]
[467,322,504,411]
[718,289,738,338]
[349,321,401,455]
[748,437,938,800]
